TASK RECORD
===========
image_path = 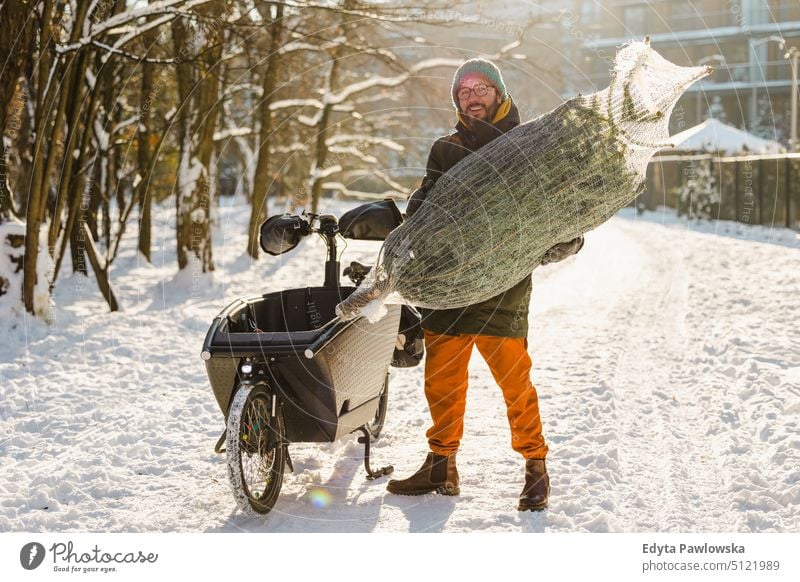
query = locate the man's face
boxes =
[456,72,502,126]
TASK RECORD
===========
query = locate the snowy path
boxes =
[1,202,798,532]
[527,213,799,532]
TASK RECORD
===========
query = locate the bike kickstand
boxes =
[214,430,227,454]
[356,427,394,480]
[284,445,294,473]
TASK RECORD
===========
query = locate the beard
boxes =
[464,102,499,126]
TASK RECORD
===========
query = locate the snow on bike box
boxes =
[335,39,711,320]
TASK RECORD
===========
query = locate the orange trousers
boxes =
[423,330,548,460]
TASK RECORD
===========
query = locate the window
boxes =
[624,5,648,35]
[581,1,601,25]
[669,2,698,31]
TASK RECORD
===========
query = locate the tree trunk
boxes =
[137,3,157,262]
[69,219,88,275]
[0,0,33,310]
[0,0,34,157]
[0,72,26,221]
[51,52,101,285]
[173,2,225,272]
[22,0,57,314]
[64,83,99,280]
[48,50,89,258]
[310,59,339,214]
[247,3,284,258]
[172,15,193,271]
[24,0,90,314]
[137,59,154,262]
[80,223,118,311]
[104,120,116,253]
[309,0,359,213]
[88,150,102,241]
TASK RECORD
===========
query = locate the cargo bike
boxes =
[201,201,423,515]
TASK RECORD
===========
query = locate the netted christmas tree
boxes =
[336,39,711,319]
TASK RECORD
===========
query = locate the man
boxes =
[386,58,584,511]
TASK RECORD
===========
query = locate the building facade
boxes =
[560,0,800,145]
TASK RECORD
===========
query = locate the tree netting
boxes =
[336,40,711,320]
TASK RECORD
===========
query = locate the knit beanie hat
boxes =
[451,58,508,107]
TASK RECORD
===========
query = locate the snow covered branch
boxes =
[87,40,178,64]
[322,57,463,106]
[328,146,378,165]
[344,168,410,195]
[56,0,216,56]
[309,163,342,181]
[213,127,252,141]
[322,182,407,200]
[326,134,405,153]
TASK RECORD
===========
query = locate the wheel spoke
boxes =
[227,385,286,515]
[240,395,278,501]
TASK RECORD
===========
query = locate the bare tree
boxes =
[0,0,34,221]
[138,2,159,262]
[172,2,228,272]
[247,2,286,258]
[4,0,539,318]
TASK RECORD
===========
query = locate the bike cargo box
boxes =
[202,286,401,442]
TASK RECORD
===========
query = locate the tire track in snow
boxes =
[529,219,655,532]
[671,228,800,531]
[607,219,740,531]
[533,217,740,531]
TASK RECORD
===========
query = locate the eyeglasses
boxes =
[456,83,495,101]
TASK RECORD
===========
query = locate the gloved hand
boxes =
[405,179,436,218]
[540,235,585,265]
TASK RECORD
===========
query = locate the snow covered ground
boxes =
[1,198,798,533]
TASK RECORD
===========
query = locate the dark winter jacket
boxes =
[407,98,584,338]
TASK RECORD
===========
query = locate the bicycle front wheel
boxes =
[226,383,286,515]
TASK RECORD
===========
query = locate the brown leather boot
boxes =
[386,452,460,496]
[518,458,549,511]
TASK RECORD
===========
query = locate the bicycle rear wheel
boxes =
[365,375,389,439]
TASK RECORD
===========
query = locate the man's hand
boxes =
[540,235,584,265]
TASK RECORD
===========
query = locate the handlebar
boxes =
[301,212,339,237]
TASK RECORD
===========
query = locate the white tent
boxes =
[664,118,784,155]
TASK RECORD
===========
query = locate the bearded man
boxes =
[386,58,584,511]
